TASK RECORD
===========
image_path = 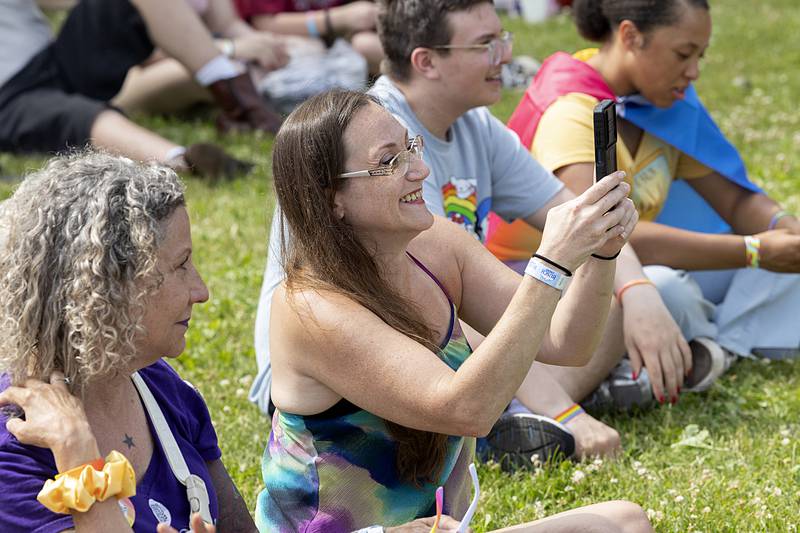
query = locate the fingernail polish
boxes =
[671,396,678,405]
[658,395,665,404]
[632,371,638,381]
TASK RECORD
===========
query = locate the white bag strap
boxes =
[132,372,213,525]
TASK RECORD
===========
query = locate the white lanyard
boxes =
[131,372,213,525]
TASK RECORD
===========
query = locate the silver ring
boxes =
[54,376,71,385]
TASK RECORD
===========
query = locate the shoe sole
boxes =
[484,413,575,471]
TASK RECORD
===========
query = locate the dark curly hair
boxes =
[378,0,494,81]
[573,0,710,43]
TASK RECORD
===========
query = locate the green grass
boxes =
[2,0,799,530]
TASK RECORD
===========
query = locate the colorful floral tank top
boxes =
[255,254,475,532]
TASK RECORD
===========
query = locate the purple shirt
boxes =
[0,360,221,533]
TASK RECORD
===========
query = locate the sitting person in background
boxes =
[0,0,287,179]
[257,88,648,532]
[489,0,800,403]
[233,0,383,74]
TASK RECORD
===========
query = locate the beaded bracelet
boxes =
[744,235,761,268]
[554,403,585,425]
[37,450,136,514]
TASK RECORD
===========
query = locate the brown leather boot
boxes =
[207,72,282,134]
[184,143,254,181]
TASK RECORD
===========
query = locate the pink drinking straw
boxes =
[429,486,444,533]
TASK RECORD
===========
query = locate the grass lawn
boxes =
[1,0,799,530]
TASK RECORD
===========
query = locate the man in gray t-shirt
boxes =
[251,0,623,464]
[369,75,561,240]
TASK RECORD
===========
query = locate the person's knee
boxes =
[603,500,652,533]
[645,265,702,317]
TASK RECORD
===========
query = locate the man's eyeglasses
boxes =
[432,31,514,67]
[337,135,424,179]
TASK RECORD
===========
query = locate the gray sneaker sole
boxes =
[484,413,575,471]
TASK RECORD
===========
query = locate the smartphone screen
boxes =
[593,99,618,181]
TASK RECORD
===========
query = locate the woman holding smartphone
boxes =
[257,89,650,532]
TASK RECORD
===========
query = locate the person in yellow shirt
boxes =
[489,0,800,408]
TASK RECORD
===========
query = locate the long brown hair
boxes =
[273,89,450,485]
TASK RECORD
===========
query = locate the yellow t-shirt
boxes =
[532,92,711,221]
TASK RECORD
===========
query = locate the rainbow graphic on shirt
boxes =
[441,177,492,240]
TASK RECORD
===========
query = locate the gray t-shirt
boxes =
[0,1,52,88]
[370,75,563,240]
[248,76,564,412]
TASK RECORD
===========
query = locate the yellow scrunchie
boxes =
[37,450,136,514]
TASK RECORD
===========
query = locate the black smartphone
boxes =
[593,99,617,181]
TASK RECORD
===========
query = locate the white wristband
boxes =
[524,257,569,291]
[351,527,385,533]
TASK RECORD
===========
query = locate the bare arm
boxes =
[624,171,772,269]
[561,165,798,271]
[506,186,627,365]
[203,0,289,70]
[129,0,220,73]
[249,2,377,36]
[250,12,324,34]
[689,171,781,234]
[203,0,252,38]
[273,256,562,437]
[458,232,616,367]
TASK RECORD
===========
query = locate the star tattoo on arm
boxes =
[123,434,135,449]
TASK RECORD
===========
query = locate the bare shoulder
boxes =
[273,282,373,336]
[271,281,396,361]
[409,216,494,297]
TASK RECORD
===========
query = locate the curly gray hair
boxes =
[0,151,185,391]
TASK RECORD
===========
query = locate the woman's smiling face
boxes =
[333,103,433,241]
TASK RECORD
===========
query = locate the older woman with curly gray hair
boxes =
[0,152,254,533]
